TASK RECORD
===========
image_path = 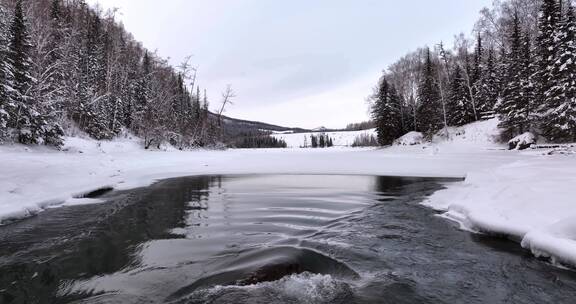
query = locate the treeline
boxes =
[351,133,379,147]
[371,0,576,145]
[345,121,375,131]
[308,134,334,148]
[0,0,217,148]
[232,134,287,149]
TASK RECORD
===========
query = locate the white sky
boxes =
[86,0,491,129]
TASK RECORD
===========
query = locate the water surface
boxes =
[1,175,575,304]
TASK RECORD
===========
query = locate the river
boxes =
[1,175,575,303]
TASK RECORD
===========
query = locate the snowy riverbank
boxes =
[425,153,576,267]
[1,119,576,268]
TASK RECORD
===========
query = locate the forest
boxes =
[371,0,576,145]
[0,0,217,149]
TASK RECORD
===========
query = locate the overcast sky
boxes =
[86,0,491,129]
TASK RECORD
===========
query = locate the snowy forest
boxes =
[371,0,576,145]
[0,0,217,149]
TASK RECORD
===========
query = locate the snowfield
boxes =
[270,129,376,148]
[1,119,576,269]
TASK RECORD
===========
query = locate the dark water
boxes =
[1,175,576,304]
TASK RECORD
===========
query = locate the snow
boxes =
[426,155,576,266]
[2,118,576,269]
[394,131,424,146]
[508,132,536,150]
[271,129,376,148]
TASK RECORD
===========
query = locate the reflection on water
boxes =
[1,175,576,304]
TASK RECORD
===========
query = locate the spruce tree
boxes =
[533,0,561,121]
[475,47,499,115]
[416,48,443,135]
[542,2,576,141]
[497,12,527,137]
[447,65,471,126]
[0,6,12,142]
[46,0,66,101]
[9,0,42,144]
[519,33,535,132]
[472,34,483,91]
[194,86,201,121]
[80,14,109,140]
[371,76,403,145]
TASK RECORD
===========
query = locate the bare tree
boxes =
[217,85,236,141]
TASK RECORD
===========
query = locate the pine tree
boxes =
[497,12,528,137]
[0,5,12,142]
[519,33,536,131]
[79,13,109,140]
[194,86,201,121]
[310,134,318,148]
[533,0,562,122]
[542,2,576,141]
[447,65,471,126]
[8,0,43,144]
[371,76,403,145]
[416,48,443,135]
[44,0,66,107]
[475,47,499,114]
[472,35,483,85]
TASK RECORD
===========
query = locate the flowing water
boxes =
[1,175,576,304]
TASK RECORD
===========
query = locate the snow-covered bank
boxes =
[397,119,576,267]
[426,154,576,267]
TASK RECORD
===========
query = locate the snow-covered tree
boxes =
[8,0,44,144]
[533,0,561,118]
[416,48,443,135]
[541,2,576,142]
[447,65,472,126]
[0,5,12,142]
[497,12,531,138]
[475,47,500,114]
[371,76,403,145]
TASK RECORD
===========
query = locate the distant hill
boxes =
[213,113,374,138]
[209,113,311,138]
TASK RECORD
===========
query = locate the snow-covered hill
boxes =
[271,129,377,148]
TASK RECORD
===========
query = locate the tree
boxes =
[519,33,536,131]
[447,65,471,126]
[8,0,59,145]
[541,2,576,141]
[475,47,499,114]
[472,34,484,88]
[416,48,443,135]
[497,12,529,137]
[533,0,561,122]
[310,134,318,148]
[371,76,403,145]
[0,5,12,142]
[217,84,235,142]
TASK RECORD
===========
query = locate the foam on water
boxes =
[178,272,352,304]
